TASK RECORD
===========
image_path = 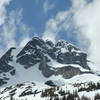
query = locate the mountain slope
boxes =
[0,37,100,100]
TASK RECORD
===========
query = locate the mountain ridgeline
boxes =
[0,37,93,86]
[0,37,100,100]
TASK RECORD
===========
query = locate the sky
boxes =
[0,0,100,70]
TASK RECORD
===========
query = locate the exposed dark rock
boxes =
[16,37,89,70]
[0,48,16,86]
[39,55,54,77]
[45,80,56,87]
[1,47,16,63]
[39,53,83,79]
[3,77,9,80]
[0,79,7,86]
[19,89,34,97]
[0,37,92,87]
[1,86,13,94]
[10,69,16,76]
[56,66,81,79]
[15,37,91,79]
[0,63,13,73]
[9,88,17,94]
[16,37,47,68]
[16,83,25,88]
[0,48,15,73]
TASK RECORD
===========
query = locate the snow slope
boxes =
[0,37,100,100]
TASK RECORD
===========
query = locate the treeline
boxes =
[7,81,100,100]
[41,82,100,100]
[41,88,100,100]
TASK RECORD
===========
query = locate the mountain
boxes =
[0,37,100,100]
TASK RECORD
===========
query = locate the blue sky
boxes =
[6,0,77,44]
[0,0,95,51]
[7,0,71,34]
[1,0,100,70]
[0,0,93,54]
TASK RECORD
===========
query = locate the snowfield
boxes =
[0,37,100,100]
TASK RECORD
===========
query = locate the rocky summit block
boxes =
[15,37,90,78]
[0,37,92,86]
[16,37,89,69]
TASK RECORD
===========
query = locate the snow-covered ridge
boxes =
[0,74,100,100]
[0,36,99,100]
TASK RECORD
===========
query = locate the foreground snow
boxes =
[0,73,100,100]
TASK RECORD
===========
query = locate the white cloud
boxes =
[42,0,100,70]
[42,11,73,43]
[0,9,31,56]
[0,0,12,56]
[42,17,58,43]
[0,0,99,71]
[43,0,55,13]
[19,37,30,48]
[71,0,87,9]
[0,0,11,26]
[72,0,100,70]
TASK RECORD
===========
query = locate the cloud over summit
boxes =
[73,0,100,70]
[0,3,31,56]
[42,0,100,70]
[0,0,11,25]
[0,0,100,71]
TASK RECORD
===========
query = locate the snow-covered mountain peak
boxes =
[0,36,100,100]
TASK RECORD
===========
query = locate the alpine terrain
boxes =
[0,37,100,100]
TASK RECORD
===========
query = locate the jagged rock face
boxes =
[57,52,88,68]
[16,37,47,68]
[15,37,90,78]
[0,48,16,73]
[39,55,54,78]
[0,48,16,86]
[0,79,7,86]
[39,55,82,79]
[56,66,81,79]
[0,37,91,86]
[45,80,56,87]
[55,41,89,69]
[16,37,89,69]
